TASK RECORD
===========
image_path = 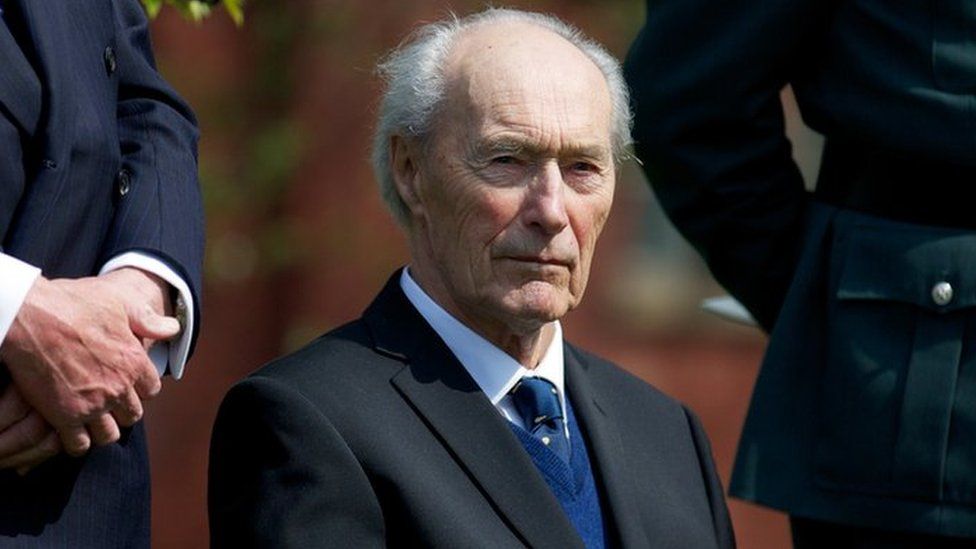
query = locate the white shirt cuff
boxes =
[0,253,42,348]
[100,252,195,380]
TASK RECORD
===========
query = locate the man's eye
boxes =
[569,162,598,173]
[492,155,519,165]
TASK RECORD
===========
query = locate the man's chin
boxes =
[501,286,573,324]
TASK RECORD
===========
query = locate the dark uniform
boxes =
[625,0,976,544]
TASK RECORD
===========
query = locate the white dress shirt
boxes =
[400,268,570,442]
[0,251,195,378]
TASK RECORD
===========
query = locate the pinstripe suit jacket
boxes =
[0,1,202,546]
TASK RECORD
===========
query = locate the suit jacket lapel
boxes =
[364,272,584,549]
[565,347,650,548]
[0,0,41,137]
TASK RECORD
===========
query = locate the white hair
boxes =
[371,8,633,225]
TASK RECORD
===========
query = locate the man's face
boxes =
[402,23,615,337]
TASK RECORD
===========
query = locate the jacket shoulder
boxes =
[566,342,689,416]
[242,318,400,406]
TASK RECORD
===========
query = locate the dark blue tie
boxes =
[510,377,570,463]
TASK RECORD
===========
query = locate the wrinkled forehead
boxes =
[437,22,613,147]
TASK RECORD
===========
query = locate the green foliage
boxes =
[141,0,244,26]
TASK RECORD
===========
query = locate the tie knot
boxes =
[510,377,563,431]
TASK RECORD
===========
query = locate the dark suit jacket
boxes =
[209,272,734,548]
[0,1,202,546]
[625,0,976,538]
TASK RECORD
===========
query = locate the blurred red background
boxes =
[144,1,824,546]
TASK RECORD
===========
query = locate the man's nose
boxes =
[524,162,570,235]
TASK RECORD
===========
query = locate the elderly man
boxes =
[209,9,734,548]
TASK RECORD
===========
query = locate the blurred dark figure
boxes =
[0,0,202,546]
[625,1,976,546]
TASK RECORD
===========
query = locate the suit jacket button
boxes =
[104,46,117,75]
[117,169,131,197]
[931,281,953,306]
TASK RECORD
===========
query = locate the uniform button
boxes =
[104,46,117,75]
[931,281,953,306]
[41,159,57,170]
[117,169,131,197]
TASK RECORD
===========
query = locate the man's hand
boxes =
[0,268,180,458]
[0,383,60,474]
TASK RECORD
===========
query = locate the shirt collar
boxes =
[399,268,565,406]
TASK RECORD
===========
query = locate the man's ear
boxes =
[390,135,426,220]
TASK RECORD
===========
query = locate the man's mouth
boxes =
[503,256,571,268]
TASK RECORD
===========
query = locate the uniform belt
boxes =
[814,140,976,230]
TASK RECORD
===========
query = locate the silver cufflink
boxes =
[174,295,188,334]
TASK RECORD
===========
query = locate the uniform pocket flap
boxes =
[836,226,976,312]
